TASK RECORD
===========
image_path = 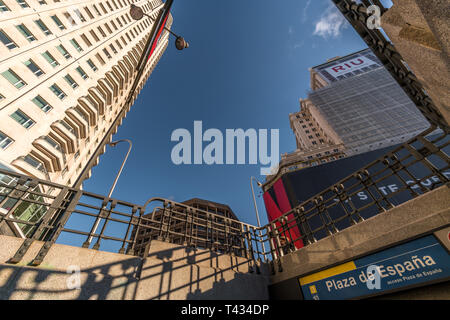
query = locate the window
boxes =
[87,59,98,71]
[312,141,317,145]
[42,51,59,67]
[11,110,34,128]
[76,67,88,80]
[90,30,100,42]
[84,7,94,19]
[32,95,52,112]
[38,0,46,4]
[60,119,78,137]
[50,84,66,99]
[44,136,62,154]
[0,1,10,11]
[16,0,29,8]
[56,45,71,59]
[96,53,106,65]
[70,39,83,52]
[92,4,101,16]
[104,23,112,34]
[35,19,52,36]
[64,74,79,89]
[109,44,117,54]
[97,26,106,38]
[16,24,36,42]
[81,34,92,47]
[0,30,17,50]
[0,131,13,149]
[0,93,4,101]
[64,12,77,26]
[51,15,66,30]
[74,9,86,22]
[99,3,107,14]
[111,20,118,31]
[24,155,44,171]
[2,69,27,89]
[319,139,325,143]
[24,60,45,77]
[103,48,112,59]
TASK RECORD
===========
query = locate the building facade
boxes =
[0,0,171,186]
[0,0,171,237]
[271,49,431,184]
[131,198,242,257]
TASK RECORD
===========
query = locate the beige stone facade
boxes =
[0,0,170,186]
[381,0,450,127]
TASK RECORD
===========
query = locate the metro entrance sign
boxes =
[299,234,450,300]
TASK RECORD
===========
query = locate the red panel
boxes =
[263,191,283,223]
[272,179,304,249]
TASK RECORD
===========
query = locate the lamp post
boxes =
[73,1,187,190]
[130,3,189,51]
[83,139,132,248]
[250,176,266,254]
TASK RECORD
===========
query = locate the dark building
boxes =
[130,198,242,257]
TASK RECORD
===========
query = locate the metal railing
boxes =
[261,127,449,265]
[0,124,448,271]
[0,169,265,271]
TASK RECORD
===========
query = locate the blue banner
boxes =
[299,234,450,300]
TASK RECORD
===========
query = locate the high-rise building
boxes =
[262,49,442,247]
[0,0,171,237]
[0,0,171,186]
[274,49,431,180]
[130,198,241,257]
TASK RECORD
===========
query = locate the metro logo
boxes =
[331,58,365,73]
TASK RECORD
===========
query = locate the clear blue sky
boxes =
[81,0,393,228]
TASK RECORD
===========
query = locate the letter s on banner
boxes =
[367,5,381,30]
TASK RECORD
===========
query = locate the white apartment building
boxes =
[0,0,171,188]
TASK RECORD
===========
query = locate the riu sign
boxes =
[324,56,375,77]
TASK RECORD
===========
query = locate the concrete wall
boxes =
[0,236,269,300]
[382,0,450,126]
[269,184,450,299]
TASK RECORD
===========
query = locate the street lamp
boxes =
[130,4,189,51]
[250,176,263,228]
[83,139,132,248]
[250,176,266,255]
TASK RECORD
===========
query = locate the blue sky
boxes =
[81,0,393,228]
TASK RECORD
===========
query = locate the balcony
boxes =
[50,121,78,153]
[32,137,66,172]
[66,108,88,139]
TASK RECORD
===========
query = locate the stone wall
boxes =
[0,237,269,300]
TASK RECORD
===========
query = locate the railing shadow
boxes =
[0,239,269,300]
